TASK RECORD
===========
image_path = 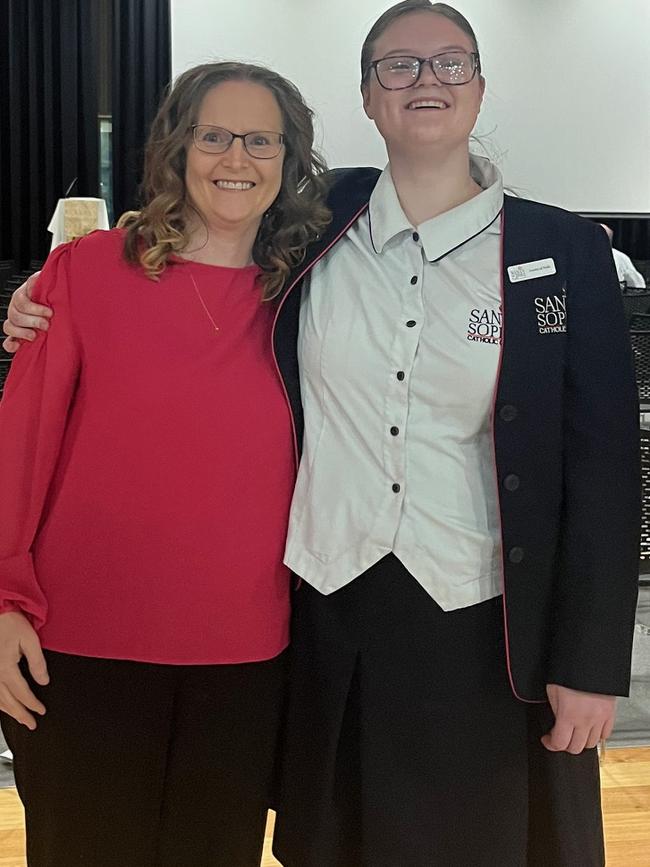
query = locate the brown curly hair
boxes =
[120,62,331,300]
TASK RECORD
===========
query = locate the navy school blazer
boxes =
[272,168,641,703]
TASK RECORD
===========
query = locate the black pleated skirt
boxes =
[273,554,604,867]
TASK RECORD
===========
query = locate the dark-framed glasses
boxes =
[367,51,480,90]
[191,125,285,159]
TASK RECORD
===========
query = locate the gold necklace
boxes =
[187,270,220,334]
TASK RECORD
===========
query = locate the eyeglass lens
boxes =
[375,52,475,89]
[193,126,283,158]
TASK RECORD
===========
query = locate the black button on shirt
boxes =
[396,371,405,381]
[390,426,399,436]
[410,275,418,285]
[412,232,420,242]
[392,483,401,493]
[406,320,417,328]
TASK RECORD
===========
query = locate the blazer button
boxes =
[503,474,520,491]
[508,547,525,564]
[499,404,518,422]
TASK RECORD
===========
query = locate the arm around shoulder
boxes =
[2,270,52,351]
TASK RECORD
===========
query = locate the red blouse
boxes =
[0,230,295,664]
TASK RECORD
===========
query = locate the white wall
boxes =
[171,0,650,214]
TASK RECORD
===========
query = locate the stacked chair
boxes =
[640,429,650,586]
[623,291,650,323]
[629,306,650,413]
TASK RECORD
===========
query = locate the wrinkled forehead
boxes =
[372,11,475,59]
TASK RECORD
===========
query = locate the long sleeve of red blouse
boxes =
[0,243,81,626]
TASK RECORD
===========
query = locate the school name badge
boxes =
[534,290,566,334]
[507,258,566,335]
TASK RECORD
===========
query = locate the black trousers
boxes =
[273,555,604,867]
[1,648,287,867]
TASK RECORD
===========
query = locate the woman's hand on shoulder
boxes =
[2,272,52,352]
[0,611,49,729]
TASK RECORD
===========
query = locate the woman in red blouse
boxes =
[0,61,329,866]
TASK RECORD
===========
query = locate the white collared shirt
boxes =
[284,155,505,610]
[612,248,646,289]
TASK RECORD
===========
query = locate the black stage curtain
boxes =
[583,215,650,261]
[111,0,171,220]
[0,0,99,269]
[605,218,650,262]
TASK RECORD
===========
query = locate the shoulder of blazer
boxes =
[323,166,382,215]
[503,193,601,246]
[281,167,382,290]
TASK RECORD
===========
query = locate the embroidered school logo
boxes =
[535,288,566,334]
[467,307,502,345]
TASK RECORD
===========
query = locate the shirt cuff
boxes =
[0,552,48,629]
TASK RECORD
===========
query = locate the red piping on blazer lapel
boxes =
[270,203,371,469]
[491,208,546,704]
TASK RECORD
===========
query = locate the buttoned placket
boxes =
[286,156,505,605]
[381,230,426,516]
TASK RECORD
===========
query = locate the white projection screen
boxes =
[171,0,650,215]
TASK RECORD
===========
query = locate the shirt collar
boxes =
[368,154,504,262]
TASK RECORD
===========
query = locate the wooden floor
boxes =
[1,748,649,866]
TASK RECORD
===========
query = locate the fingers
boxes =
[543,685,617,755]
[0,612,49,727]
[2,270,51,344]
[602,717,615,741]
[22,634,50,686]
[0,676,42,730]
[0,689,38,730]
[1,335,23,353]
[8,307,50,335]
[20,272,44,304]
[5,272,51,341]
[541,717,574,752]
[0,652,47,728]
[15,301,52,322]
[9,671,46,716]
[16,273,49,319]
[542,721,606,754]
[3,313,38,344]
[2,326,37,345]
[585,726,602,750]
[566,726,591,755]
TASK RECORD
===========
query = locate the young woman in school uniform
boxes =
[267,3,639,865]
[3,3,641,865]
